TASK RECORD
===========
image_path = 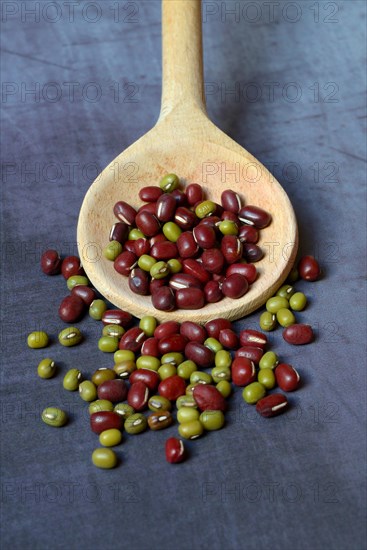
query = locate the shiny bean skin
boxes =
[282,324,314,345]
[193,225,217,249]
[134,238,151,257]
[225,263,257,284]
[156,193,177,222]
[221,189,242,213]
[180,321,207,344]
[256,394,288,417]
[238,205,271,229]
[114,251,138,276]
[158,334,188,354]
[239,329,268,349]
[135,211,161,237]
[165,437,186,463]
[182,259,211,284]
[119,327,146,352]
[150,241,178,260]
[185,342,214,368]
[201,249,225,274]
[158,375,187,401]
[114,200,137,225]
[205,318,232,339]
[235,346,264,364]
[298,255,321,281]
[221,235,242,264]
[71,285,96,306]
[204,281,223,303]
[41,249,62,275]
[231,358,256,386]
[192,384,227,412]
[128,268,150,295]
[176,288,205,309]
[58,295,85,323]
[218,329,239,349]
[61,256,84,279]
[151,287,176,311]
[177,232,199,258]
[128,381,150,411]
[186,183,203,205]
[174,207,197,230]
[275,363,301,391]
[90,411,123,434]
[139,186,163,202]
[243,243,263,263]
[222,274,249,299]
[130,369,160,391]
[141,337,160,357]
[154,321,180,339]
[102,310,132,328]
[169,273,202,291]
[109,222,129,244]
[97,380,128,403]
[238,225,259,244]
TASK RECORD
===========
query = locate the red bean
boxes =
[222,274,248,298]
[138,202,157,214]
[113,200,137,225]
[109,222,129,244]
[124,240,137,253]
[221,211,239,224]
[176,288,205,309]
[141,337,160,357]
[61,256,84,279]
[156,193,176,222]
[193,225,217,249]
[243,243,263,263]
[171,189,188,206]
[238,225,259,243]
[177,232,199,258]
[98,379,128,402]
[102,310,132,327]
[135,210,161,237]
[235,346,264,364]
[225,262,257,284]
[139,186,163,202]
[119,327,146,352]
[256,394,288,417]
[180,322,207,344]
[174,207,197,230]
[114,251,137,276]
[128,381,150,411]
[275,363,300,392]
[150,233,167,246]
[231,358,256,386]
[158,375,186,401]
[238,205,271,229]
[149,278,167,295]
[185,342,214,368]
[58,295,85,323]
[193,384,227,412]
[182,259,211,284]
[90,411,123,434]
[221,189,242,213]
[151,287,176,311]
[239,329,267,349]
[134,238,151,257]
[158,334,188,354]
[205,318,232,339]
[282,324,314,345]
[169,273,202,290]
[165,437,186,463]
[204,280,223,303]
[151,241,178,260]
[128,268,150,295]
[221,235,242,264]
[41,249,62,275]
[201,248,225,274]
[298,255,321,281]
[186,183,203,205]
[130,369,160,391]
[154,321,180,340]
[71,285,96,306]
[218,328,239,349]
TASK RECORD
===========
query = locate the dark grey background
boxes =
[1,1,366,549]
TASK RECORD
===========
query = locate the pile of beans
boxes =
[33,240,320,469]
[103,174,272,311]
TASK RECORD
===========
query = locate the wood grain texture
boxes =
[77,0,298,322]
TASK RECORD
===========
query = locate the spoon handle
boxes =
[160,0,206,119]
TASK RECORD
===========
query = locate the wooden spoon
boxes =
[77,0,298,323]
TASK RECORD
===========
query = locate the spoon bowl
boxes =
[77,1,298,323]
